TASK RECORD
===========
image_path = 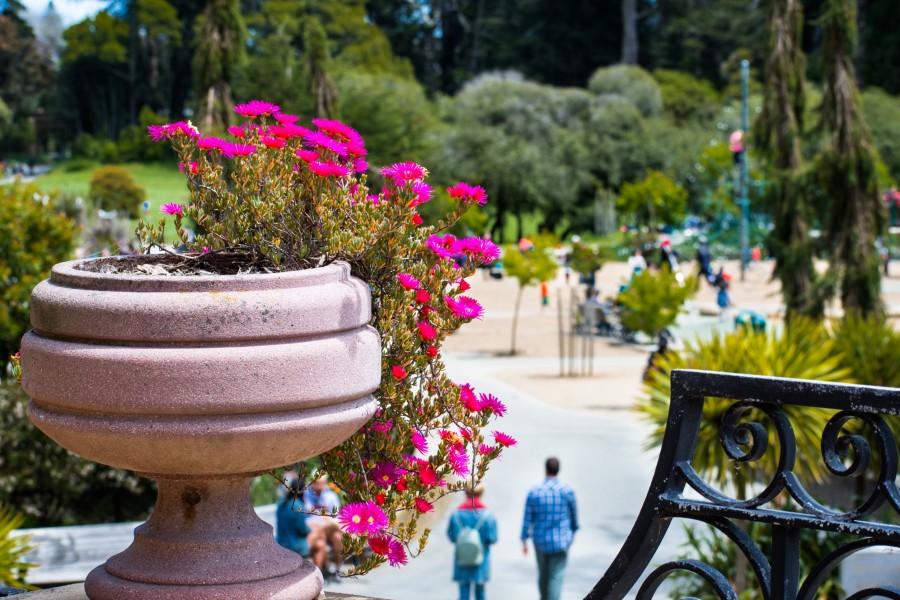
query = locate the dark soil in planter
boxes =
[72,252,320,276]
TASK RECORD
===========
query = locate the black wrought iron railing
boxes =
[588,369,900,600]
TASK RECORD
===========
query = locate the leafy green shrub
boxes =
[618,170,688,231]
[0,502,35,589]
[0,183,79,361]
[89,166,146,218]
[62,157,96,172]
[587,64,663,118]
[618,268,696,339]
[653,69,721,124]
[0,379,156,526]
[568,241,603,276]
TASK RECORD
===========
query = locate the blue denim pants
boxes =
[458,581,485,600]
[535,549,568,600]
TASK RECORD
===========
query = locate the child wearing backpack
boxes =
[447,485,498,600]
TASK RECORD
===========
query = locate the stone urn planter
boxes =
[19,257,381,600]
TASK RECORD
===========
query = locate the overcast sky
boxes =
[21,0,106,27]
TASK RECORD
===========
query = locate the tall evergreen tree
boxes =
[817,0,884,315]
[193,0,246,130]
[757,0,820,318]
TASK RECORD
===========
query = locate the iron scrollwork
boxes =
[586,370,900,600]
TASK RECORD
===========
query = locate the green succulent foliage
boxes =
[0,183,79,362]
[639,320,851,490]
[617,268,696,338]
[88,166,147,219]
[0,502,35,590]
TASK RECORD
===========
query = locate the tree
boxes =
[756,0,821,319]
[0,12,53,152]
[501,235,559,356]
[89,166,147,218]
[617,170,688,231]
[618,268,696,339]
[193,0,247,130]
[816,0,884,315]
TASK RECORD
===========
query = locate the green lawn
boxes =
[35,161,189,245]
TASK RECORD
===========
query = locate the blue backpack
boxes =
[453,511,487,567]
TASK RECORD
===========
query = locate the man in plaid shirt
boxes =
[520,457,579,600]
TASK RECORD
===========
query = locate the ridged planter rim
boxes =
[50,256,352,292]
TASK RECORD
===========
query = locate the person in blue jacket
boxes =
[276,478,313,558]
[447,485,499,600]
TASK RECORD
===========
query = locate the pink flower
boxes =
[387,538,408,567]
[492,431,517,447]
[448,446,469,476]
[414,497,434,514]
[370,462,401,487]
[391,365,407,380]
[312,118,364,146]
[368,535,390,556]
[222,143,257,157]
[478,444,498,455]
[371,419,393,434]
[161,203,183,216]
[227,125,245,138]
[234,100,281,118]
[197,136,227,151]
[338,501,388,535]
[447,182,488,205]
[479,393,507,416]
[382,162,427,184]
[415,289,431,304]
[458,278,471,292]
[417,321,437,340]
[309,160,350,178]
[147,121,199,141]
[417,463,439,486]
[304,130,348,157]
[410,181,433,206]
[272,124,310,139]
[178,161,200,175]
[459,384,482,411]
[445,296,484,320]
[410,430,428,454]
[427,235,457,259]
[295,149,319,162]
[353,158,369,173]
[397,273,421,290]
[412,213,423,226]
[260,136,286,149]
[274,112,300,124]
[453,237,501,264]
[426,345,438,358]
[347,141,368,158]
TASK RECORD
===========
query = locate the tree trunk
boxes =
[621,0,639,64]
[510,285,524,355]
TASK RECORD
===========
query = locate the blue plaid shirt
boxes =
[520,477,579,553]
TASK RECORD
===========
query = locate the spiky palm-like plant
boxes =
[0,503,35,590]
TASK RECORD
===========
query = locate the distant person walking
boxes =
[447,485,498,600]
[521,457,579,600]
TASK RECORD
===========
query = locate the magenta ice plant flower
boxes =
[161,203,184,216]
[447,182,488,205]
[338,502,389,536]
[397,273,421,290]
[445,295,484,320]
[382,162,427,184]
[233,100,281,118]
[410,430,428,454]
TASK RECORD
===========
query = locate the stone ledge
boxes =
[18,583,387,600]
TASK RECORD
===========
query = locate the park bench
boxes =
[588,369,900,599]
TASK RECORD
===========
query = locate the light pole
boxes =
[740,59,750,282]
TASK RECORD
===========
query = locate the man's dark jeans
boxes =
[535,549,567,600]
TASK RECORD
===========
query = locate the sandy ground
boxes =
[442,257,900,415]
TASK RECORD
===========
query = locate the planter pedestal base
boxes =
[83,476,323,600]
